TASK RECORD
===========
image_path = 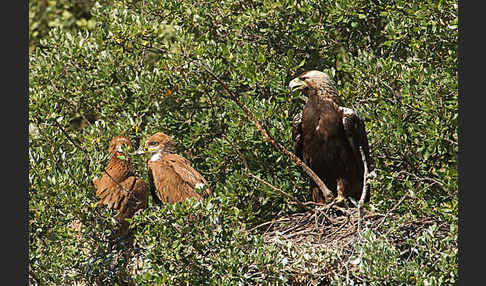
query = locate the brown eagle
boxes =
[145,132,211,204]
[93,136,149,236]
[289,70,371,204]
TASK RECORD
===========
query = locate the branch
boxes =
[357,146,369,232]
[51,118,92,177]
[376,192,410,229]
[194,60,335,202]
[444,137,458,146]
[223,135,315,213]
[51,117,132,198]
[143,48,335,202]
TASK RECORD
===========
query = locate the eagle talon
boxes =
[334,195,348,207]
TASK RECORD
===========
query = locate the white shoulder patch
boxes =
[339,106,356,116]
[340,106,362,126]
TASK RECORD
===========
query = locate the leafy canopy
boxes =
[29,0,457,284]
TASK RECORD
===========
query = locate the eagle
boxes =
[144,132,211,204]
[288,70,372,205]
[93,136,149,237]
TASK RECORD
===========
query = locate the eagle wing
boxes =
[147,163,161,205]
[292,111,304,160]
[148,154,211,204]
[94,154,148,215]
[105,176,148,237]
[94,156,132,199]
[96,176,148,213]
[340,106,372,171]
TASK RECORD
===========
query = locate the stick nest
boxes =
[254,204,452,285]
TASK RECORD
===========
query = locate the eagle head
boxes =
[108,136,133,154]
[288,70,333,93]
[145,132,176,155]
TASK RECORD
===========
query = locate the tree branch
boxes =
[193,60,335,203]
[51,117,132,198]
[357,146,369,232]
[143,47,335,202]
[223,135,315,213]
[51,118,92,177]
[376,192,411,229]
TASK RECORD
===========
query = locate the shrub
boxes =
[29,0,457,284]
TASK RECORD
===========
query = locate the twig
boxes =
[222,134,315,213]
[285,227,320,239]
[444,137,458,146]
[278,220,311,236]
[358,146,370,209]
[376,193,411,229]
[396,170,447,193]
[247,217,290,233]
[326,215,350,239]
[198,61,334,201]
[51,118,92,177]
[357,146,369,233]
[298,201,327,207]
[145,51,336,202]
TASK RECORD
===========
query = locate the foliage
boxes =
[343,217,457,286]
[29,0,101,52]
[29,0,457,284]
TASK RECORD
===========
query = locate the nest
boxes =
[251,201,452,285]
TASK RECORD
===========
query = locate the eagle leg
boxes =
[311,186,326,204]
[335,178,350,207]
[311,186,335,204]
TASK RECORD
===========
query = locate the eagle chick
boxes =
[93,136,149,237]
[145,132,211,205]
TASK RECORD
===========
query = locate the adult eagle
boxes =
[145,132,211,204]
[93,136,149,237]
[289,70,371,204]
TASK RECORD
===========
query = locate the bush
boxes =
[29,0,457,284]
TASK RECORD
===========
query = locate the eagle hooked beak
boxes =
[288,78,307,92]
[145,146,157,153]
[144,143,162,154]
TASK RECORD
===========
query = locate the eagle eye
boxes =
[300,76,308,81]
[148,141,158,146]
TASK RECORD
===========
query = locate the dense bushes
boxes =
[29,0,457,284]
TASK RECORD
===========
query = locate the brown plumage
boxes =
[289,70,372,204]
[145,132,211,204]
[93,136,149,236]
